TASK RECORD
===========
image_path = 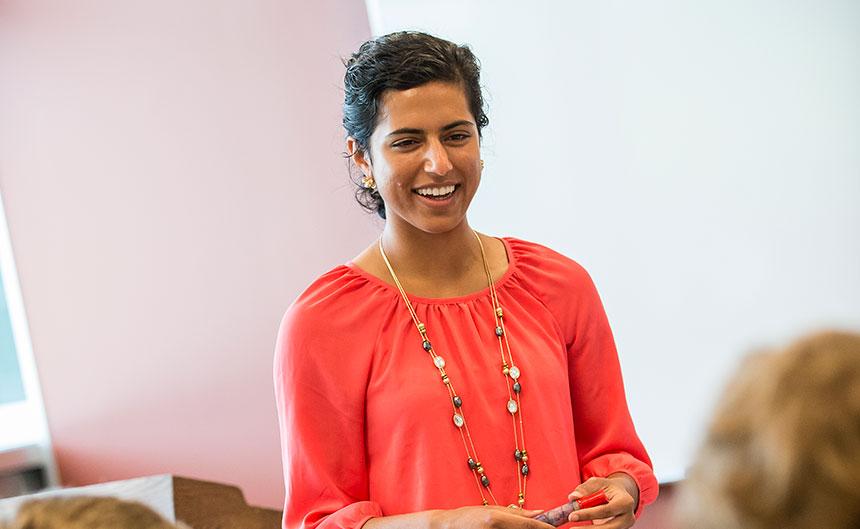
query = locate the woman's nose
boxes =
[423,139,453,176]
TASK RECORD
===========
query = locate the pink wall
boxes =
[0,1,375,509]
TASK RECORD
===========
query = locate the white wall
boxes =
[368,0,860,482]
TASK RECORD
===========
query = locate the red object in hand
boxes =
[576,490,609,509]
[533,490,609,526]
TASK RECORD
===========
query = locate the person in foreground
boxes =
[4,496,188,529]
[274,31,657,529]
[677,330,860,529]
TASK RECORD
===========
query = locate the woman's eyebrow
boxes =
[387,120,476,137]
[440,119,475,131]
[387,127,423,137]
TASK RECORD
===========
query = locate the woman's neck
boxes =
[380,218,483,287]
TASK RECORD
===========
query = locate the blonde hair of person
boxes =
[6,496,189,529]
[678,330,860,529]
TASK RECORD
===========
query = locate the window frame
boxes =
[0,189,58,487]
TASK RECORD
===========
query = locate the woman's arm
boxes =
[565,269,658,515]
[274,305,384,529]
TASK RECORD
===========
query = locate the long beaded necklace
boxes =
[378,230,531,508]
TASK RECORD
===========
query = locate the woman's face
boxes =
[350,81,482,236]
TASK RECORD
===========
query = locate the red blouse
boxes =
[274,238,658,529]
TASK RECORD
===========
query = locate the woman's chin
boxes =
[412,216,470,235]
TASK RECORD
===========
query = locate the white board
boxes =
[366,0,860,482]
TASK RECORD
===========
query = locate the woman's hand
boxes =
[432,505,553,529]
[566,474,639,528]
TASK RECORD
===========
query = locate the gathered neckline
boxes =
[344,237,518,305]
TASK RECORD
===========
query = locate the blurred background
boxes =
[0,0,858,515]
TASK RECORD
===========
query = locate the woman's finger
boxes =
[509,508,544,518]
[567,476,605,500]
[568,502,616,522]
[500,508,555,528]
[580,513,634,529]
[484,506,552,527]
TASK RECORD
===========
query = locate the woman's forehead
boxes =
[375,81,474,133]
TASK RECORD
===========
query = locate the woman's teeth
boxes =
[415,185,456,198]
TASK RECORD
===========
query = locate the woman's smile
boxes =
[412,183,460,204]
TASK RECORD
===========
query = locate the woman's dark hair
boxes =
[343,31,489,219]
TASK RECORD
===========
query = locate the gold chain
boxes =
[378,230,530,508]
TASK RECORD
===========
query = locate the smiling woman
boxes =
[273,31,658,529]
[348,81,481,237]
[342,32,488,222]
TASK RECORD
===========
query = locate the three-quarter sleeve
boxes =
[566,267,659,514]
[274,301,383,529]
[479,238,660,514]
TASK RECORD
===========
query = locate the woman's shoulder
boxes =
[274,265,389,389]
[502,237,605,343]
[504,236,593,286]
[279,264,394,339]
[291,264,366,306]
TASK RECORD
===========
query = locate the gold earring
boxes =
[362,175,376,190]
[480,159,485,169]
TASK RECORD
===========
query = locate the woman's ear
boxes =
[347,137,372,177]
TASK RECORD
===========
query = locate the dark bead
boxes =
[514,449,523,461]
[453,396,463,408]
[495,326,504,336]
[481,475,490,487]
[422,340,432,351]
[513,382,521,394]
[521,464,530,476]
[468,458,477,470]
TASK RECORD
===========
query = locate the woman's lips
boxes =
[412,184,459,202]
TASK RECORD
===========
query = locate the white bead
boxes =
[509,366,521,380]
[434,356,446,369]
[507,399,518,414]
[453,413,465,427]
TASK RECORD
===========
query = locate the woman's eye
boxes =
[447,133,471,142]
[392,139,418,148]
